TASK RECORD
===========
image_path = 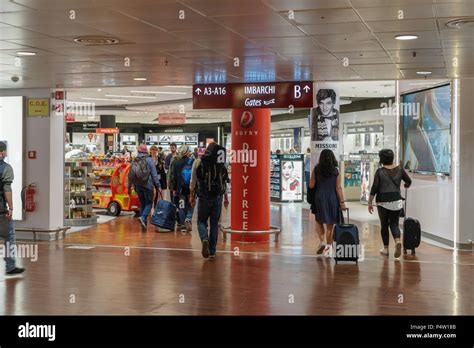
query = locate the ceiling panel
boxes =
[290,8,360,25]
[357,5,436,21]
[435,2,474,17]
[313,32,375,45]
[12,0,174,10]
[0,26,47,40]
[181,0,272,16]
[333,50,389,59]
[0,40,30,50]
[22,22,109,37]
[298,22,370,35]
[0,11,70,27]
[86,21,168,36]
[265,0,351,11]
[324,41,383,52]
[0,1,31,11]
[5,37,82,49]
[351,0,434,7]
[366,19,438,32]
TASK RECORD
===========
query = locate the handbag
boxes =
[383,168,406,217]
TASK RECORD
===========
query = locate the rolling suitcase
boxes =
[333,208,360,264]
[402,188,421,255]
[151,196,176,231]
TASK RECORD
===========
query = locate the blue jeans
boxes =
[1,219,17,272]
[176,194,194,224]
[197,195,223,255]
[136,186,154,223]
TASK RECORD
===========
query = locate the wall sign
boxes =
[27,98,50,117]
[347,124,384,134]
[83,122,99,130]
[158,113,186,125]
[96,128,119,134]
[193,81,313,109]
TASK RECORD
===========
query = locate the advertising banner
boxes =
[280,154,304,202]
[309,83,341,168]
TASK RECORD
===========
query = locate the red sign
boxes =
[54,90,65,100]
[65,113,75,122]
[28,151,36,159]
[193,81,313,109]
[157,113,186,125]
[96,128,119,134]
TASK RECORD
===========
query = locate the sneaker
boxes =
[6,267,25,275]
[185,220,192,233]
[176,224,183,232]
[209,254,216,259]
[316,242,327,255]
[138,217,147,231]
[201,240,210,259]
[394,242,402,259]
[379,248,389,256]
[324,245,333,258]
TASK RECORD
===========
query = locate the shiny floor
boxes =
[1,202,473,315]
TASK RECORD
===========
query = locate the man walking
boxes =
[168,145,195,233]
[190,143,228,259]
[128,144,161,231]
[0,142,25,275]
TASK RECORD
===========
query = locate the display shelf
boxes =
[64,160,97,226]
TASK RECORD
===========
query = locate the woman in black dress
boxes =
[309,149,347,256]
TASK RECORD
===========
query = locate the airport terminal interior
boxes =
[0,0,473,316]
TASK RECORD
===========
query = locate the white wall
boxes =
[0,89,64,232]
[0,96,24,221]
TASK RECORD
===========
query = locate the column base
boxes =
[220,225,281,243]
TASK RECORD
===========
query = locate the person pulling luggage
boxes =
[368,149,412,259]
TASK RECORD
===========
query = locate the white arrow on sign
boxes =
[303,85,310,93]
[195,88,202,95]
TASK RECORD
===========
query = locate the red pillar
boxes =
[231,108,270,242]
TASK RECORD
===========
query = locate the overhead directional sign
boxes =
[193,81,313,109]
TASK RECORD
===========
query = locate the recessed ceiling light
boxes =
[16,51,36,56]
[134,77,147,81]
[97,88,102,92]
[395,34,418,40]
[446,18,474,29]
[416,71,432,75]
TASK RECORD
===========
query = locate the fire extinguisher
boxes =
[21,183,37,213]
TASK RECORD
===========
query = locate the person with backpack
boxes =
[368,149,412,258]
[0,142,25,275]
[128,144,161,231]
[190,142,228,259]
[168,145,195,233]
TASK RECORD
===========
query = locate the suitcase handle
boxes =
[341,208,350,224]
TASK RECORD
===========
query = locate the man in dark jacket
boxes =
[0,142,25,275]
[128,144,161,231]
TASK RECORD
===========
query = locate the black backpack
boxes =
[0,160,7,214]
[197,144,228,198]
[129,156,151,186]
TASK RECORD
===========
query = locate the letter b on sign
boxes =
[294,85,301,99]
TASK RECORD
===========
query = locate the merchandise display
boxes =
[64,160,98,226]
[270,154,304,202]
[92,160,140,216]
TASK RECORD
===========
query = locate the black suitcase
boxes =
[402,188,421,255]
[333,209,359,264]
